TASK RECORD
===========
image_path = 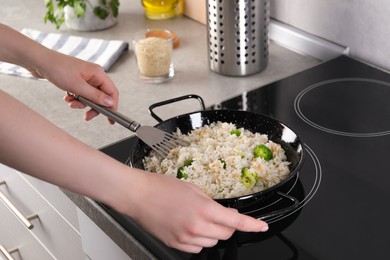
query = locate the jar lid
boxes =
[145,29,180,48]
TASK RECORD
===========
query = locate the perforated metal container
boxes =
[207,0,270,76]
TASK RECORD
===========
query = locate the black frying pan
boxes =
[127,95,304,218]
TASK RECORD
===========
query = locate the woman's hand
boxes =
[37,51,119,123]
[0,23,119,123]
[115,169,269,253]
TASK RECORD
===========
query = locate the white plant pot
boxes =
[64,0,118,31]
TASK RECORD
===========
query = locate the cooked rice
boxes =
[143,122,291,199]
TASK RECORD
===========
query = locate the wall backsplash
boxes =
[271,0,390,72]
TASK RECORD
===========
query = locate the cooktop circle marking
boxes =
[294,78,390,137]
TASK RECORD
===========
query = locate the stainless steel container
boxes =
[207,0,270,76]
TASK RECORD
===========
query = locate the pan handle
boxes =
[148,94,206,122]
[257,191,300,221]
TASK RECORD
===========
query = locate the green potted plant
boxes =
[44,0,120,31]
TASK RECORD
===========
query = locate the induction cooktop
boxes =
[100,55,390,259]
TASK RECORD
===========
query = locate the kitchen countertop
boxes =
[0,0,320,259]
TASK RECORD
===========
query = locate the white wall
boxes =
[271,0,390,71]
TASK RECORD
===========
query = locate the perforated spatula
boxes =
[69,93,188,158]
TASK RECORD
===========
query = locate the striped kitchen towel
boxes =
[0,28,128,79]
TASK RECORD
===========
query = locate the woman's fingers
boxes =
[63,87,115,124]
[206,203,269,234]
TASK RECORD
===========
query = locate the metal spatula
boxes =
[69,93,189,158]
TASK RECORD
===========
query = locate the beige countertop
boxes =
[0,0,320,259]
[0,0,320,149]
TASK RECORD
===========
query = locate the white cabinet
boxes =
[77,209,131,260]
[0,201,54,260]
[0,163,85,260]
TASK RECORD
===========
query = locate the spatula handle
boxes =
[68,93,141,132]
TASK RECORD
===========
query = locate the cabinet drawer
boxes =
[0,164,85,260]
[0,202,54,260]
[20,174,80,231]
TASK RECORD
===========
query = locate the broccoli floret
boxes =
[219,159,227,169]
[240,167,259,188]
[183,159,194,166]
[230,129,241,137]
[177,167,188,179]
[176,159,193,179]
[253,144,273,161]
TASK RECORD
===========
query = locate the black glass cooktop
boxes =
[100,55,390,259]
